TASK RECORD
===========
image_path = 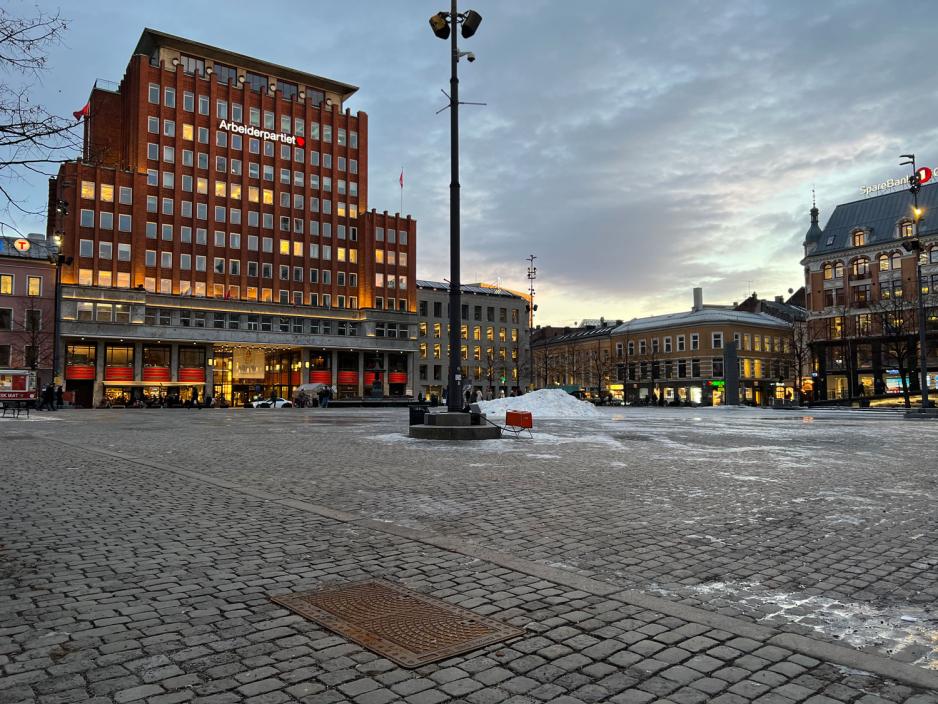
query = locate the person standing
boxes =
[55,385,64,410]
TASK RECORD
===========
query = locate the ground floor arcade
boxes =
[62,339,414,408]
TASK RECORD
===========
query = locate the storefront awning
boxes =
[102,381,204,387]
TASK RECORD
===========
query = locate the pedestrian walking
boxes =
[38,384,54,411]
[55,385,64,409]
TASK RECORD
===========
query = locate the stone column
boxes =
[170,343,179,382]
[204,354,214,399]
[133,342,144,382]
[94,340,106,407]
[383,352,390,396]
[357,351,365,397]
[408,350,417,398]
[301,348,311,384]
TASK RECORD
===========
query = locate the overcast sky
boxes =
[7,0,938,325]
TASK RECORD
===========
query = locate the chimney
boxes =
[774,295,783,303]
[692,287,703,312]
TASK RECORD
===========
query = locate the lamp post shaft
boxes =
[447,0,462,412]
[914,205,930,409]
[52,257,63,384]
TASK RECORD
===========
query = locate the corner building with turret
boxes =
[49,29,417,408]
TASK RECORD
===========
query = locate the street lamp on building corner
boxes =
[429,1,482,412]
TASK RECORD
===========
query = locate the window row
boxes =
[80,181,132,203]
[147,85,357,144]
[0,274,44,296]
[418,322,518,343]
[418,299,523,324]
[77,240,132,260]
[144,136,359,175]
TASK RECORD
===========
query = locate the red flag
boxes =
[399,169,404,189]
[73,101,90,121]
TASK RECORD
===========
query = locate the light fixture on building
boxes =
[269,83,277,93]
[298,91,306,100]
[171,57,179,67]
[238,75,245,84]
[205,66,213,76]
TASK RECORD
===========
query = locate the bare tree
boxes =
[871,291,920,408]
[588,342,615,401]
[10,295,54,381]
[0,7,78,233]
[786,318,814,404]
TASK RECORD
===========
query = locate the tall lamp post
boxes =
[900,153,930,410]
[429,2,482,412]
[50,197,72,386]
[526,254,537,389]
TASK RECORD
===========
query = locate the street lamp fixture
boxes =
[900,153,931,410]
[428,1,482,412]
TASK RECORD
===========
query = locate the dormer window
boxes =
[244,71,267,93]
[900,221,914,238]
[179,55,204,76]
[214,62,237,86]
[279,81,298,101]
[825,236,835,246]
[852,230,866,247]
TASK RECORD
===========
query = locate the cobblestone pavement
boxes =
[2,408,938,703]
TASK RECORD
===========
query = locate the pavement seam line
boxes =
[45,437,938,691]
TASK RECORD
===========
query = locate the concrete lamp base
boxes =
[408,411,502,440]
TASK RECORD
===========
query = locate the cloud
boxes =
[7,0,938,325]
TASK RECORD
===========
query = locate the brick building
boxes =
[49,29,417,407]
[801,185,938,402]
[0,235,57,385]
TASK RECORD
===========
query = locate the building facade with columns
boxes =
[49,29,417,407]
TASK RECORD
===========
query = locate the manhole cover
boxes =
[271,579,524,667]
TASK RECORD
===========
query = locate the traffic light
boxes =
[909,172,922,195]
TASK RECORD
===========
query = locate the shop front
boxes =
[65,343,96,408]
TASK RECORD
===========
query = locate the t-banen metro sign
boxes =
[217,120,305,147]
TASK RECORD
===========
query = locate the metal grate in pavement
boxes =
[270,579,524,667]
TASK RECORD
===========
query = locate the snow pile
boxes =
[476,389,601,419]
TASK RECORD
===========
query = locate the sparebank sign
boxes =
[217,120,305,147]
[860,166,933,196]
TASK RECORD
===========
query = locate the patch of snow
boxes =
[477,389,601,419]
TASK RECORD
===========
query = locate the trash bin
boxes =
[409,405,429,425]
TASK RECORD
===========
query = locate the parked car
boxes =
[251,397,293,408]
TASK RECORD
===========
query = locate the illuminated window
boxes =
[81,181,95,199]
[197,178,208,194]
[279,240,290,255]
[27,276,41,296]
[375,250,384,264]
[263,189,273,205]
[249,186,259,203]
[215,181,227,197]
[293,241,303,257]
[230,184,241,200]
